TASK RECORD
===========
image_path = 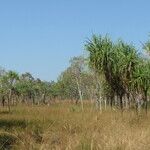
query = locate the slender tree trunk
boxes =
[114,95,118,106]
[136,98,141,115]
[110,91,115,109]
[99,97,102,111]
[42,93,46,104]
[75,99,79,105]
[90,91,93,104]
[79,90,84,111]
[145,91,148,114]
[95,74,102,112]
[76,78,83,111]
[32,96,35,105]
[120,95,123,111]
[8,89,12,112]
[110,99,113,108]
[96,96,102,111]
[110,94,114,109]
[125,95,128,109]
[16,95,19,106]
[12,97,15,106]
[145,101,148,114]
[104,98,107,110]
[127,93,130,109]
[2,96,5,107]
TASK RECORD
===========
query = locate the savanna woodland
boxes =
[1,35,150,150]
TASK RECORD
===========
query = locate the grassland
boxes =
[0,101,150,150]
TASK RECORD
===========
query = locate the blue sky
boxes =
[0,0,150,81]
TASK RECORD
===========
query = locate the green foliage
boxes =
[85,34,150,110]
[0,34,150,113]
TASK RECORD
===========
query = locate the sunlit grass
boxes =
[0,102,150,149]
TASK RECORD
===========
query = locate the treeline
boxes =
[0,56,96,112]
[1,35,150,113]
[0,70,54,111]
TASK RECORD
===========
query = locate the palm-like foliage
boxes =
[132,60,150,113]
[85,35,139,110]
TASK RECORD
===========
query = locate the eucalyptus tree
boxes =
[57,67,78,100]
[40,81,51,104]
[16,72,35,104]
[69,56,86,111]
[0,77,7,107]
[50,81,63,100]
[0,67,6,106]
[80,71,96,102]
[33,79,51,104]
[0,71,19,112]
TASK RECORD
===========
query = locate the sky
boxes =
[0,0,150,81]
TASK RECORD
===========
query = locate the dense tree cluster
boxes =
[0,57,96,111]
[85,35,150,113]
[1,35,150,113]
[0,70,54,111]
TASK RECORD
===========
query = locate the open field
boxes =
[0,102,150,150]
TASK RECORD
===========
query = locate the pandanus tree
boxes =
[85,35,123,109]
[143,39,150,55]
[85,35,138,110]
[131,39,150,113]
[132,60,150,113]
[85,35,114,110]
[114,41,138,108]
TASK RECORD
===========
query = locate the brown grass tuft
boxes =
[0,102,150,149]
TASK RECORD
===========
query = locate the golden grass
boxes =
[0,102,150,150]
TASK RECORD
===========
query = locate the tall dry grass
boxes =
[0,102,150,150]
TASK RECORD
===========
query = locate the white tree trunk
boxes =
[76,78,84,111]
[104,98,107,110]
